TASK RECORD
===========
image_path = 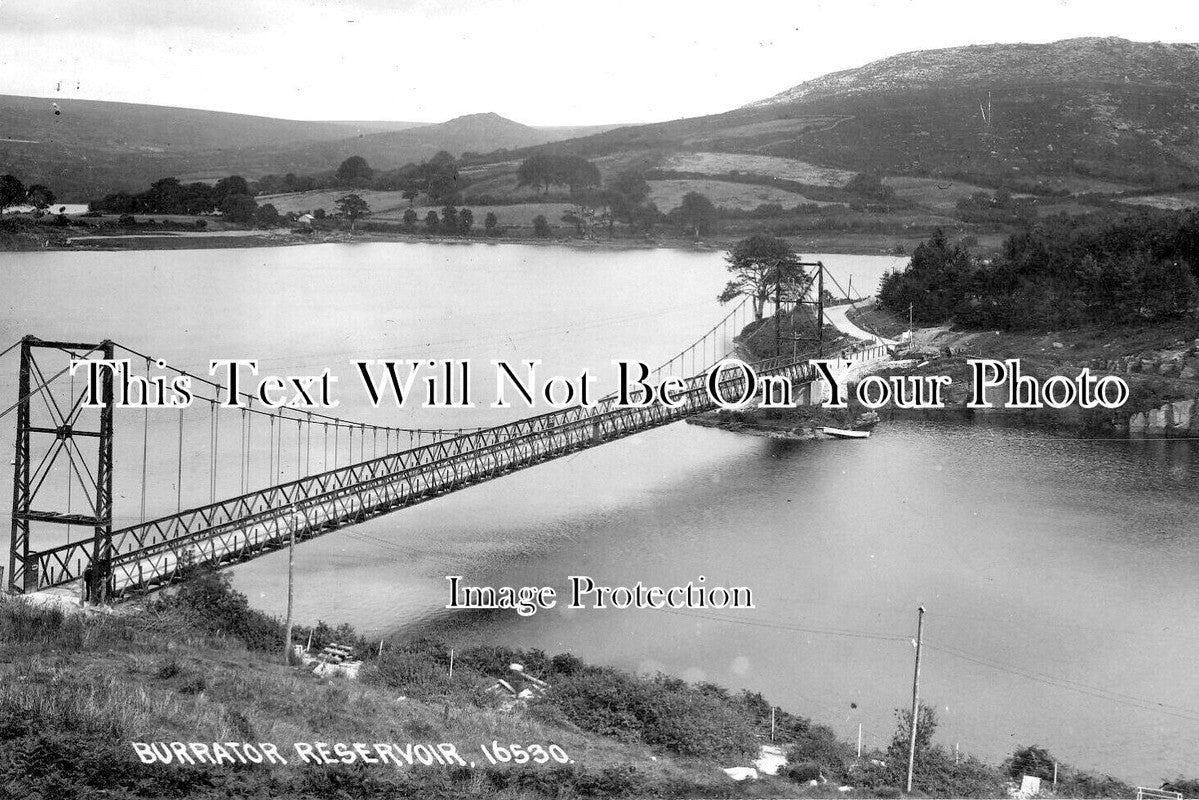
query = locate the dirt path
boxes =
[823,298,897,346]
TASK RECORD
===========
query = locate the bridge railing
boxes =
[29,354,825,593]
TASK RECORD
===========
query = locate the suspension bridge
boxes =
[3,281,887,603]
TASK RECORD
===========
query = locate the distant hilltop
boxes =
[744,37,1199,107]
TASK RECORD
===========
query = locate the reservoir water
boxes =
[2,242,1196,784]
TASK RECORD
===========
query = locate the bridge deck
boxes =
[26,353,850,599]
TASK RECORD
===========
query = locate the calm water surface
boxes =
[1,242,1195,783]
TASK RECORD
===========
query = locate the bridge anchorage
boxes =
[4,293,881,603]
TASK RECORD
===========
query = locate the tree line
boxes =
[879,210,1199,329]
[90,175,268,223]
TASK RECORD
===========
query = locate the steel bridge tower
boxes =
[8,337,114,601]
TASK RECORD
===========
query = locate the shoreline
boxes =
[8,225,920,256]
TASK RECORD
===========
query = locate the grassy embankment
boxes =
[2,569,1150,799]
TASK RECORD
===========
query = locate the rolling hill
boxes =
[0,97,616,201]
[6,37,1198,205]
[235,112,617,177]
[504,37,1199,194]
[0,95,430,200]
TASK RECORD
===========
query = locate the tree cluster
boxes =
[404,204,492,236]
[0,173,57,213]
[91,175,256,219]
[543,169,661,238]
[879,211,1199,330]
[516,154,601,195]
[382,151,462,205]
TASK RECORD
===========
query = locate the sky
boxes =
[1,0,1196,126]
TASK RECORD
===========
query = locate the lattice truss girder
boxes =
[22,353,830,598]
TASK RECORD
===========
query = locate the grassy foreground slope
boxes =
[1,569,1154,799]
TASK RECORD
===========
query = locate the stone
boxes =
[1148,406,1169,433]
[723,767,759,781]
[1170,400,1193,433]
[1128,412,1147,434]
[1181,367,1197,380]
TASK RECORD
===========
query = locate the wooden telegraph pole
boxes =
[774,275,782,357]
[906,606,926,794]
[283,505,296,665]
[816,261,825,358]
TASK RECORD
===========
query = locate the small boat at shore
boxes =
[821,427,870,439]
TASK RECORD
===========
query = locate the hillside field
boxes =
[256,189,412,216]
[660,152,856,186]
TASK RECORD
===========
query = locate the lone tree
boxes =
[675,190,716,239]
[516,154,601,195]
[484,211,499,237]
[532,214,551,238]
[608,170,655,234]
[220,193,258,225]
[336,155,373,185]
[255,203,281,228]
[0,174,26,212]
[213,175,251,206]
[719,234,811,321]
[335,193,370,230]
[25,184,56,211]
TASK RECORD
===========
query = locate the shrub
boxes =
[787,762,823,783]
[550,651,584,675]
[160,568,283,652]
[155,658,182,679]
[532,214,551,238]
[0,716,220,800]
[549,668,758,760]
[1057,770,1135,798]
[1162,777,1199,796]
[1007,744,1055,780]
[372,648,456,698]
[786,725,851,781]
[177,674,208,695]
